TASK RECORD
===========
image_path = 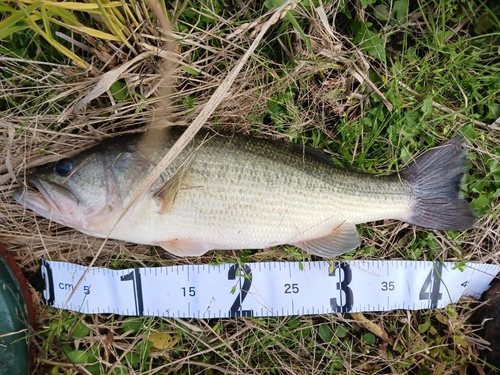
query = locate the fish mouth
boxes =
[13,175,78,219]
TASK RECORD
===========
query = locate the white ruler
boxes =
[40,260,499,318]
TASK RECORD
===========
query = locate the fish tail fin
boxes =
[401,137,476,230]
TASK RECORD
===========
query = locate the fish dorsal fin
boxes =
[154,154,196,214]
[293,222,360,258]
[156,238,210,257]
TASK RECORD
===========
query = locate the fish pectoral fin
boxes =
[154,154,197,214]
[156,238,210,257]
[293,222,360,258]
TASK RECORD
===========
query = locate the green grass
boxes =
[1,0,500,374]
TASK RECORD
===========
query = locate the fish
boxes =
[13,128,476,257]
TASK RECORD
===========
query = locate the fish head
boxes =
[13,145,143,235]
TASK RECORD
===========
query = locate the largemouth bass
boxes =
[14,129,476,257]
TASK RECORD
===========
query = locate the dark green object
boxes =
[0,245,32,375]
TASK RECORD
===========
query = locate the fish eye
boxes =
[54,158,75,176]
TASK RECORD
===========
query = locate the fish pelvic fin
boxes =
[293,222,360,258]
[402,137,477,230]
[156,238,210,256]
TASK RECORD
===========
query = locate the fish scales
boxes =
[126,131,411,249]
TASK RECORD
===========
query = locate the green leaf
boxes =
[350,21,386,63]
[287,317,301,329]
[393,0,409,23]
[86,364,102,375]
[360,0,377,7]
[264,0,281,10]
[0,24,30,40]
[374,5,389,21]
[471,196,492,214]
[72,322,90,338]
[318,324,334,342]
[284,12,312,52]
[363,36,386,62]
[110,81,129,102]
[63,347,91,364]
[452,261,467,272]
[125,351,141,368]
[122,319,143,333]
[421,96,434,117]
[363,332,376,344]
[111,368,129,375]
[418,321,431,333]
[335,325,349,338]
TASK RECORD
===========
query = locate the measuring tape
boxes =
[39,260,499,318]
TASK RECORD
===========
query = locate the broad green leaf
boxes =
[362,332,376,344]
[421,96,434,116]
[318,324,334,342]
[125,351,141,367]
[393,0,409,23]
[110,81,129,102]
[122,319,143,333]
[72,322,90,338]
[363,36,386,62]
[63,348,90,364]
[335,325,349,338]
[351,21,386,63]
[360,0,377,7]
[418,321,431,333]
[374,4,389,21]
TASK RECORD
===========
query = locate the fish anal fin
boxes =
[154,154,196,214]
[156,238,210,257]
[293,222,360,258]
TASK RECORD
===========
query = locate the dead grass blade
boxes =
[73,52,154,114]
